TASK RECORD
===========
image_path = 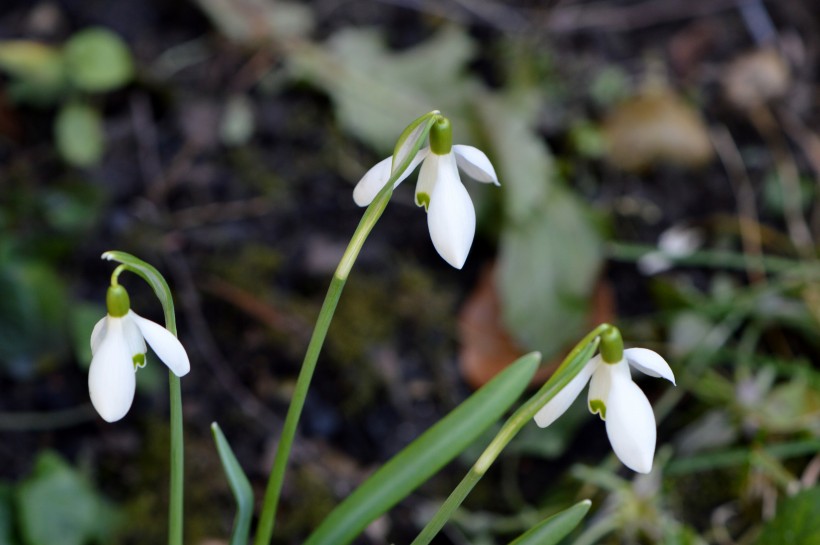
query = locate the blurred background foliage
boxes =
[0,0,819,544]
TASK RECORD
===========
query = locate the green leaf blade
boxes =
[54,102,104,167]
[63,27,133,93]
[211,423,254,545]
[305,352,542,545]
[0,40,66,102]
[497,190,601,360]
[16,451,119,545]
[755,486,820,545]
[287,26,476,154]
[508,499,592,545]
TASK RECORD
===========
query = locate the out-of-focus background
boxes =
[1,0,819,543]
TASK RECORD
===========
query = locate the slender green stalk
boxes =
[168,374,184,545]
[411,325,608,545]
[253,111,438,544]
[158,279,184,545]
[254,186,394,545]
[606,241,814,273]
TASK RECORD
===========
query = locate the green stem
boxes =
[99,251,187,545]
[606,241,812,273]
[410,325,609,545]
[160,282,184,545]
[168,374,184,545]
[254,185,394,545]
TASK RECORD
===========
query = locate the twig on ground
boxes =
[749,106,815,259]
[710,125,767,283]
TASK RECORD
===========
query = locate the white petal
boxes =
[352,149,428,207]
[658,225,702,257]
[588,358,630,420]
[604,376,657,473]
[636,251,672,275]
[625,348,676,385]
[122,312,147,359]
[88,318,136,422]
[131,313,191,377]
[90,316,108,356]
[353,156,391,207]
[453,145,499,185]
[587,371,608,420]
[534,357,599,428]
[415,152,438,208]
[426,153,475,269]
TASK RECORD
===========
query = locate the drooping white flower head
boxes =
[534,336,675,474]
[353,115,499,269]
[89,284,190,422]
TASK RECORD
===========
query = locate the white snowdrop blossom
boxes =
[353,116,499,269]
[637,224,703,275]
[89,285,190,422]
[534,347,675,473]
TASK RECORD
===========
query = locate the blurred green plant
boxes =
[0,27,134,166]
[0,251,69,379]
[755,486,820,544]
[0,451,119,545]
[0,175,104,378]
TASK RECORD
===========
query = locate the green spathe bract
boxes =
[305,352,541,545]
[391,110,440,175]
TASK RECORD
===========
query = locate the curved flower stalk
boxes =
[89,283,190,422]
[534,329,675,473]
[353,115,499,269]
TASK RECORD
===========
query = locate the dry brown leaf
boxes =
[602,88,713,172]
[723,48,790,110]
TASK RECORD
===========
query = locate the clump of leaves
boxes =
[0,451,120,545]
[0,27,134,166]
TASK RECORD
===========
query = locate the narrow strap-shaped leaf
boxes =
[211,423,254,545]
[101,250,177,333]
[410,330,603,545]
[508,499,591,545]
[304,352,542,545]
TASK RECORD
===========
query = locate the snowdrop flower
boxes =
[353,115,499,269]
[534,328,675,473]
[637,224,703,275]
[89,284,190,422]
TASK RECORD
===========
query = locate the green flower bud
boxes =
[600,326,624,364]
[106,284,130,317]
[429,116,452,155]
